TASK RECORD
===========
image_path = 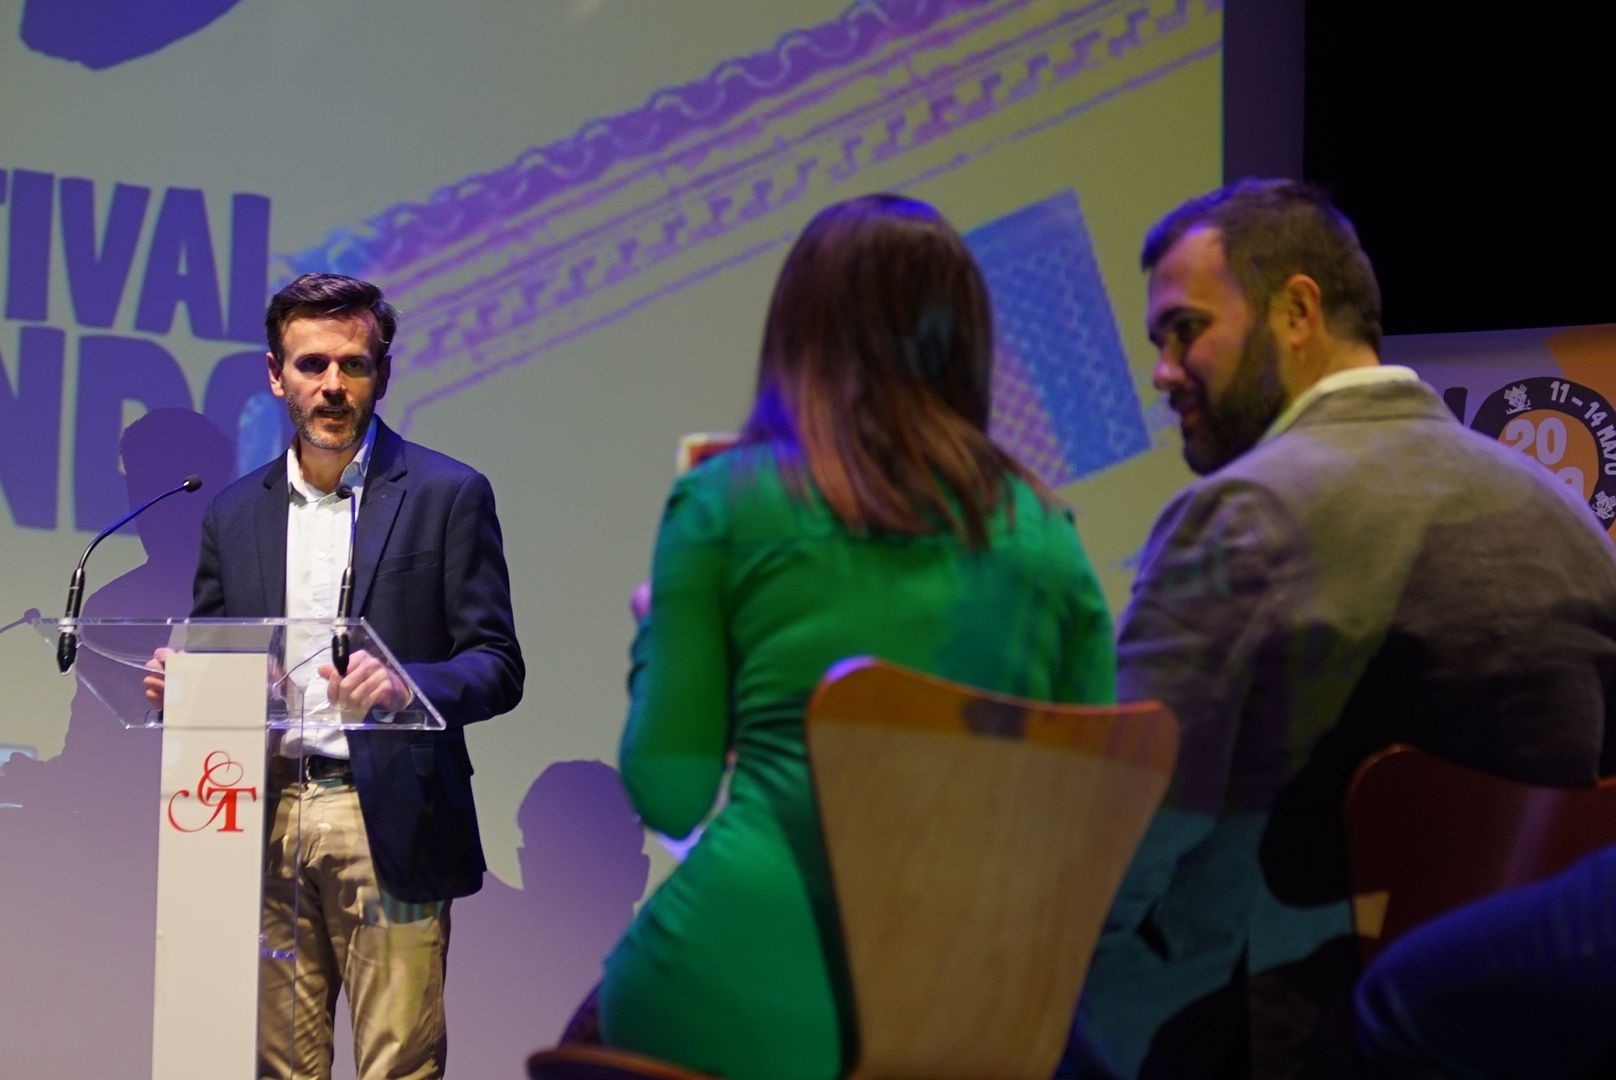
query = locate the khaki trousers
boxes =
[258,776,451,1080]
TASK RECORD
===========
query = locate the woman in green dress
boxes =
[598,193,1116,1079]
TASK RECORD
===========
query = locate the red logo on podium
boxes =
[166,751,259,833]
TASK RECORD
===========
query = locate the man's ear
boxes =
[375,354,392,401]
[266,351,287,398]
[1275,273,1324,347]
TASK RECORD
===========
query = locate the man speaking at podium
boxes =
[147,272,524,1079]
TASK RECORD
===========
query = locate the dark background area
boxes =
[1227,2,1611,336]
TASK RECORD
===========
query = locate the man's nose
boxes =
[1152,352,1182,393]
[319,366,345,395]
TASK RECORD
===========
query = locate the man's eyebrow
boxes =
[293,349,372,362]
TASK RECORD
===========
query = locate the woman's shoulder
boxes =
[992,476,1101,567]
[675,443,782,503]
[660,443,797,533]
[997,473,1075,532]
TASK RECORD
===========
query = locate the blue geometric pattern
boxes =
[967,190,1148,486]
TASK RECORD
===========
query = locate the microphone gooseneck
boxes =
[331,484,359,677]
[0,607,43,637]
[57,474,205,673]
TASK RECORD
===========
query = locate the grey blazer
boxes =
[1075,378,1616,1078]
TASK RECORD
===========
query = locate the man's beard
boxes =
[287,396,372,454]
[1183,321,1286,476]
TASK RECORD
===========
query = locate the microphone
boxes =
[57,475,204,673]
[0,608,42,637]
[331,484,359,676]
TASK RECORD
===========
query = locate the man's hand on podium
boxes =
[143,646,176,708]
[318,648,409,719]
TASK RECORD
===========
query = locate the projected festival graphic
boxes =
[272,0,1203,478]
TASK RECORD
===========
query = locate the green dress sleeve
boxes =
[1060,551,1118,705]
[619,469,732,839]
[1053,507,1118,705]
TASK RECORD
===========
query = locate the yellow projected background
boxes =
[0,2,1221,1073]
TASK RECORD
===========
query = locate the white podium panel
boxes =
[153,651,268,1080]
[16,616,444,1078]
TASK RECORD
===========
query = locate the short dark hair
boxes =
[742,193,1040,549]
[1141,178,1383,352]
[265,272,398,363]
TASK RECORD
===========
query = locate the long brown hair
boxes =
[742,193,1039,549]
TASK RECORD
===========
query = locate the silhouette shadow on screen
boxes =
[432,760,650,1080]
[0,408,233,1079]
[20,0,247,70]
[313,760,655,1078]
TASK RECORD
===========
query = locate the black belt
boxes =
[298,754,353,783]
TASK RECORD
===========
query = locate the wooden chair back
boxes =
[805,657,1179,1080]
[1345,743,1616,967]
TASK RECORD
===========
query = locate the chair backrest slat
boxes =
[1345,743,1616,968]
[807,657,1178,1080]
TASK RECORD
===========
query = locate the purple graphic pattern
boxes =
[300,0,963,278]
[274,0,1219,439]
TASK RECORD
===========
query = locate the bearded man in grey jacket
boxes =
[1067,179,1616,1079]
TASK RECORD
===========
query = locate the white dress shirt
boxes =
[279,420,376,760]
[1260,364,1420,444]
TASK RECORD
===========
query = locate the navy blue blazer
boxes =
[191,419,524,902]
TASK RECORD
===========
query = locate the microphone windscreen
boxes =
[182,475,203,492]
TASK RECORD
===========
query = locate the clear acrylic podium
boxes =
[27,615,444,1080]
